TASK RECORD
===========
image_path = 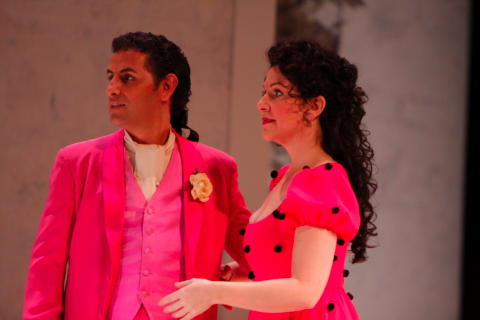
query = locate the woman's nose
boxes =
[256,95,269,111]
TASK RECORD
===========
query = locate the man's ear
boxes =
[158,73,179,101]
[305,95,326,121]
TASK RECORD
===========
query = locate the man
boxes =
[23,32,250,320]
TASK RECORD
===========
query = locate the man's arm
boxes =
[23,150,76,320]
[223,161,251,277]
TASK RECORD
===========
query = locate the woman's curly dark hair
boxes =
[268,40,377,263]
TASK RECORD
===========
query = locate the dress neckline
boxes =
[248,162,339,225]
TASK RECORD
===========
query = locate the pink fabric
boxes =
[23,129,251,320]
[246,163,360,320]
[109,144,183,319]
[133,306,150,320]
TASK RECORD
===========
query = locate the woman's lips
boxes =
[262,118,275,125]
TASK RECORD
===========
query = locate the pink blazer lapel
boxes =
[175,132,209,279]
[102,129,126,304]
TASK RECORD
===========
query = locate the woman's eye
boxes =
[269,89,283,98]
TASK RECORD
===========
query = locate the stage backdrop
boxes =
[0,0,469,319]
[0,1,274,319]
[340,0,468,319]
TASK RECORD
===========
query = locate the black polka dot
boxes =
[333,255,338,262]
[239,228,246,236]
[337,238,345,246]
[303,165,310,169]
[325,163,333,170]
[343,269,350,277]
[274,244,283,253]
[270,170,278,178]
[272,210,286,220]
[248,271,255,279]
[331,207,340,214]
[244,245,250,253]
[327,303,335,311]
[347,292,354,300]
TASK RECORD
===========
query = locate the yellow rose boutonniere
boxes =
[189,170,213,202]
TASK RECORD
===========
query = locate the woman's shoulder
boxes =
[289,162,351,194]
[281,162,360,240]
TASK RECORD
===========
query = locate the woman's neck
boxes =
[281,130,333,172]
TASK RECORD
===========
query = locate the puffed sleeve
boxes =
[281,163,360,241]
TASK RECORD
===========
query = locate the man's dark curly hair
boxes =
[268,40,377,263]
[111,32,199,141]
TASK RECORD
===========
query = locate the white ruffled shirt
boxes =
[124,130,175,201]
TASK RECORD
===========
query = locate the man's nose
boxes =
[107,80,120,97]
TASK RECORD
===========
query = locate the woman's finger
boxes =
[158,291,180,306]
[163,299,185,314]
[171,307,189,319]
[181,312,194,320]
[175,279,193,288]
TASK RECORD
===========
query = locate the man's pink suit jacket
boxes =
[23,130,251,320]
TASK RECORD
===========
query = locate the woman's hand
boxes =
[159,278,217,319]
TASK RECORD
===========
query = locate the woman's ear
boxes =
[305,95,326,121]
[159,73,179,101]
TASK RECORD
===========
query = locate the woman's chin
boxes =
[262,132,274,142]
[262,134,282,145]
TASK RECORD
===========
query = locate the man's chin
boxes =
[109,116,127,129]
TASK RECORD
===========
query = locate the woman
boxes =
[160,40,377,320]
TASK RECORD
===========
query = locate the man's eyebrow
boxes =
[106,68,137,74]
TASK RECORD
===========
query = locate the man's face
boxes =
[106,50,162,131]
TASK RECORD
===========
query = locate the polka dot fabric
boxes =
[245,163,360,320]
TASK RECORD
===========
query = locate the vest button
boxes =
[146,207,153,214]
[143,270,150,276]
[144,247,152,254]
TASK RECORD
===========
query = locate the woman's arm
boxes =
[160,226,336,319]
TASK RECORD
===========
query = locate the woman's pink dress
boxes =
[243,163,361,320]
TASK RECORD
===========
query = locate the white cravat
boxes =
[124,130,175,201]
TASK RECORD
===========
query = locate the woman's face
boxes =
[257,66,305,144]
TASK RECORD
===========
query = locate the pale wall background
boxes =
[340,0,468,319]
[0,0,274,318]
[0,0,469,319]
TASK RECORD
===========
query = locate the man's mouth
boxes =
[110,103,126,108]
[262,117,275,125]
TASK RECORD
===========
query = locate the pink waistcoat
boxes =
[109,143,184,320]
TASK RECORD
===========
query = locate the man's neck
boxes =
[125,126,172,145]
